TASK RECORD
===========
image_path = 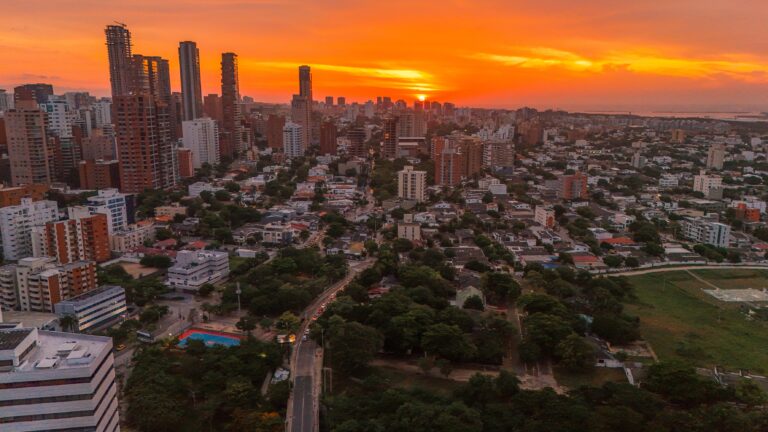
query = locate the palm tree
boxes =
[59,314,79,333]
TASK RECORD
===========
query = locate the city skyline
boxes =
[2,0,768,110]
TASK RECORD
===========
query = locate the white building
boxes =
[0,326,120,431]
[397,214,421,241]
[658,174,679,188]
[283,122,304,158]
[397,166,427,202]
[534,206,555,228]
[693,172,722,197]
[182,117,220,169]
[188,182,223,198]
[166,250,229,293]
[681,218,731,248]
[259,222,294,245]
[87,189,128,235]
[54,285,127,333]
[109,221,155,252]
[0,198,58,261]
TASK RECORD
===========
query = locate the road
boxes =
[287,258,373,432]
[600,264,768,277]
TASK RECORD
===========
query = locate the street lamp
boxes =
[236,282,242,315]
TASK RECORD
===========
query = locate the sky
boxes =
[2,0,768,111]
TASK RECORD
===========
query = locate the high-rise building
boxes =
[671,129,686,144]
[681,218,731,248]
[382,115,398,158]
[179,41,204,121]
[5,100,57,186]
[283,122,304,158]
[78,159,120,190]
[0,198,58,261]
[397,166,427,202]
[4,258,95,311]
[337,96,346,106]
[319,121,337,155]
[13,83,54,104]
[266,114,285,152]
[484,140,515,171]
[291,95,311,151]
[346,127,366,158]
[397,110,426,138]
[113,93,176,193]
[87,189,128,235]
[324,96,334,106]
[460,137,484,178]
[706,143,725,170]
[434,138,465,186]
[105,24,133,97]
[0,88,14,112]
[177,148,194,178]
[182,117,220,168]
[557,172,588,200]
[32,207,110,264]
[0,184,50,207]
[203,93,223,123]
[0,326,120,430]
[220,52,243,158]
[299,65,313,103]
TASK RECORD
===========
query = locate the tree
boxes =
[603,255,624,268]
[59,314,79,333]
[275,311,300,333]
[625,257,640,268]
[140,254,172,268]
[236,316,258,337]
[591,314,640,344]
[642,242,665,257]
[327,316,383,373]
[462,295,485,311]
[421,323,476,362]
[482,272,521,305]
[558,252,574,265]
[197,283,215,298]
[555,334,595,372]
[523,313,573,355]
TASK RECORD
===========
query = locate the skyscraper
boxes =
[5,100,56,186]
[105,24,133,97]
[221,52,243,158]
[266,114,285,151]
[347,127,366,158]
[179,41,204,120]
[382,115,398,158]
[299,65,313,102]
[106,24,177,193]
[706,143,725,170]
[203,93,223,123]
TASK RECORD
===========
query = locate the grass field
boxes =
[327,366,462,397]
[625,270,768,374]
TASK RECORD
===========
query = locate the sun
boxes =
[417,94,426,102]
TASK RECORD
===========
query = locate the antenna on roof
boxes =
[114,21,127,27]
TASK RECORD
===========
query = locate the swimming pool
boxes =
[178,329,241,348]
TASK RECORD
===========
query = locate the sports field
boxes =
[625,269,768,374]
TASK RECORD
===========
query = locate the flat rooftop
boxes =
[7,330,110,373]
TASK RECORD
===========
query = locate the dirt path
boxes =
[685,269,723,291]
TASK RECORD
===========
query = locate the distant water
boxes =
[581,110,768,122]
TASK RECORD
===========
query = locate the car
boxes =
[115,344,127,352]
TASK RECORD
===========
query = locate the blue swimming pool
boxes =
[178,329,241,347]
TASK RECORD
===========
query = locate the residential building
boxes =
[0,184,50,207]
[397,214,422,241]
[54,285,127,333]
[78,159,120,190]
[534,206,555,228]
[105,23,133,97]
[484,140,515,170]
[397,165,427,202]
[0,257,98,313]
[182,117,220,168]
[109,221,155,252]
[346,127,366,158]
[658,174,679,189]
[259,222,294,244]
[693,172,722,196]
[681,218,731,248]
[283,122,304,158]
[166,250,229,292]
[291,95,312,150]
[5,100,56,186]
[0,326,120,431]
[87,189,128,235]
[13,83,54,104]
[557,172,588,200]
[0,198,58,261]
[319,120,337,155]
[382,115,398,158]
[706,143,725,170]
[32,208,110,264]
[434,137,465,186]
[178,41,204,121]
[266,114,285,151]
[177,148,194,178]
[203,93,223,123]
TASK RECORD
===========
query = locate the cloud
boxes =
[473,47,768,82]
[245,61,441,92]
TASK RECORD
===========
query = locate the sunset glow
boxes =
[2,0,767,109]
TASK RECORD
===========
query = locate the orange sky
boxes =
[2,0,768,110]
